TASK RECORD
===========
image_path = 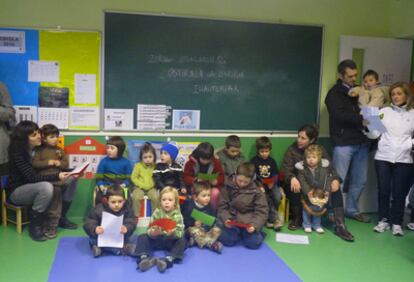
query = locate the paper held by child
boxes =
[68,162,90,176]
[191,209,216,227]
[197,172,219,181]
[149,218,177,232]
[227,220,252,229]
[98,212,124,248]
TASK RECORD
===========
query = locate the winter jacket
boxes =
[153,161,185,190]
[183,155,224,190]
[131,162,155,191]
[216,148,245,181]
[349,85,389,108]
[32,145,69,186]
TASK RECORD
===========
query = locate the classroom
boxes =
[1,1,414,281]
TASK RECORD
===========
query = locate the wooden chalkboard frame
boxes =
[103,11,324,133]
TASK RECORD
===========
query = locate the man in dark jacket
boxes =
[325,59,370,224]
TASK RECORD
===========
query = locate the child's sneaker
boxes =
[138,257,156,272]
[156,257,173,273]
[314,227,324,234]
[273,219,283,231]
[373,218,390,233]
[392,225,404,236]
[92,245,102,257]
[187,237,196,247]
[406,222,414,231]
[266,221,274,228]
[210,241,223,254]
[44,226,57,239]
[304,227,312,233]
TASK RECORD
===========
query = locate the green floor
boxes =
[0,217,413,282]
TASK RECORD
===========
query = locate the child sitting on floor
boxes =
[83,185,136,257]
[135,186,186,273]
[217,162,268,249]
[181,182,223,253]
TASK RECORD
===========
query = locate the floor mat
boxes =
[48,237,301,282]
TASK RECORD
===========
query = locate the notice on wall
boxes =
[104,109,133,130]
[75,74,96,104]
[14,105,37,123]
[28,60,60,82]
[137,104,171,130]
[0,30,25,53]
[38,107,69,129]
[69,106,99,129]
[172,109,200,130]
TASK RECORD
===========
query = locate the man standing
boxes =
[325,60,370,223]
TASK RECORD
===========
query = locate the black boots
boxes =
[58,201,77,229]
[29,210,47,241]
[288,205,303,230]
[333,207,355,242]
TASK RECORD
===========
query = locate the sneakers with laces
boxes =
[273,219,283,231]
[304,227,312,233]
[314,227,324,234]
[92,245,102,257]
[406,222,414,231]
[392,225,404,236]
[373,218,390,233]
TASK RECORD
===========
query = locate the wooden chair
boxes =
[278,192,290,224]
[1,176,29,233]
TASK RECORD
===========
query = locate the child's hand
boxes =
[194,220,202,228]
[165,228,175,237]
[58,172,70,181]
[48,160,56,166]
[95,226,104,234]
[148,227,161,238]
[259,186,265,193]
[209,179,218,186]
[120,225,127,234]
[224,219,233,228]
[54,160,61,167]
[246,226,255,233]
[120,183,126,188]
[180,187,187,194]
[348,90,359,97]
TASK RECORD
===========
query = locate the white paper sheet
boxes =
[28,60,60,82]
[69,107,99,128]
[104,109,134,130]
[75,74,96,104]
[98,212,124,248]
[361,106,387,133]
[14,105,37,123]
[38,107,69,129]
[276,233,309,245]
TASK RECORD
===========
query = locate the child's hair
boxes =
[304,144,323,162]
[159,186,179,210]
[363,69,379,81]
[9,120,39,152]
[225,135,241,148]
[389,82,413,109]
[236,162,256,178]
[139,142,156,162]
[40,123,59,138]
[256,136,272,151]
[192,182,211,196]
[192,142,214,160]
[107,136,126,158]
[106,185,126,199]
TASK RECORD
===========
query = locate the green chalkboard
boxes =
[104,12,323,131]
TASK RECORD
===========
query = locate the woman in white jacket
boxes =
[370,82,414,236]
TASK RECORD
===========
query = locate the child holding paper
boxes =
[250,136,283,230]
[183,142,224,209]
[131,142,158,216]
[217,162,268,249]
[136,186,186,273]
[95,136,132,205]
[181,182,223,253]
[83,185,136,257]
[32,123,78,238]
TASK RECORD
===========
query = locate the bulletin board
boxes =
[0,28,101,130]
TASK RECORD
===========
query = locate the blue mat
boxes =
[48,237,301,282]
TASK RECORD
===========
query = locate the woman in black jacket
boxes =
[6,121,69,241]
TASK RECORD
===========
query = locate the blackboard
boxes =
[104,12,323,131]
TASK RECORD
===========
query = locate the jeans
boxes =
[10,181,53,213]
[134,234,186,260]
[219,227,264,249]
[267,186,282,222]
[332,143,369,216]
[89,236,134,255]
[375,160,413,225]
[302,210,321,229]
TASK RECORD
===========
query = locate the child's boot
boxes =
[44,225,58,239]
[92,245,102,257]
[137,255,156,272]
[209,241,223,254]
[156,257,173,273]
